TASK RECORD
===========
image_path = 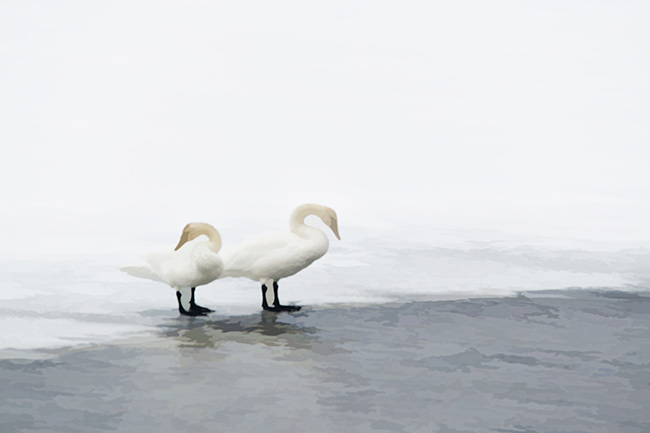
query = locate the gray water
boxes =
[1,290,650,433]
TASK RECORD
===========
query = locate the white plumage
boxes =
[220,203,340,311]
[121,222,223,316]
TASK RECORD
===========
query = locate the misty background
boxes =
[1,1,649,352]
[2,1,649,253]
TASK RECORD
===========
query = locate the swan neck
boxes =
[289,205,314,234]
[205,228,222,253]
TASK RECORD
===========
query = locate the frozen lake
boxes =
[1,228,649,355]
[2,227,649,432]
[2,291,650,433]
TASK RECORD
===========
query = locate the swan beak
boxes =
[330,219,341,240]
[174,228,191,251]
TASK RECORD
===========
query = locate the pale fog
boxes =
[1,1,649,355]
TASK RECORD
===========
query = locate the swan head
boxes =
[291,203,341,240]
[174,222,222,251]
[325,209,341,240]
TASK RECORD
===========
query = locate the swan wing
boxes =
[221,231,314,280]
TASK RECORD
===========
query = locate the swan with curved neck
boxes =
[221,203,340,312]
[121,222,223,316]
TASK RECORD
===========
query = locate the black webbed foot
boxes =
[181,308,209,317]
[190,304,214,314]
[274,305,302,312]
[177,290,209,317]
[262,304,302,313]
[261,283,301,313]
[189,287,214,314]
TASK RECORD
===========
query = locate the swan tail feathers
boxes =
[120,265,164,283]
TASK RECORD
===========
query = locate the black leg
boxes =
[190,287,214,314]
[274,281,301,312]
[272,281,281,308]
[261,284,274,311]
[177,290,207,317]
[261,282,301,312]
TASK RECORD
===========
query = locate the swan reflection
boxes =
[162,311,319,349]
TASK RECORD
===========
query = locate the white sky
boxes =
[1,1,649,255]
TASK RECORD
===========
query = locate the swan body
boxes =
[221,203,340,311]
[121,222,223,316]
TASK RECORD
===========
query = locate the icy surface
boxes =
[1,292,650,433]
[1,228,649,353]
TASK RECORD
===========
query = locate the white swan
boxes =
[220,203,340,312]
[121,222,223,316]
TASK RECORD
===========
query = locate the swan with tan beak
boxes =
[121,223,223,316]
[220,203,340,312]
